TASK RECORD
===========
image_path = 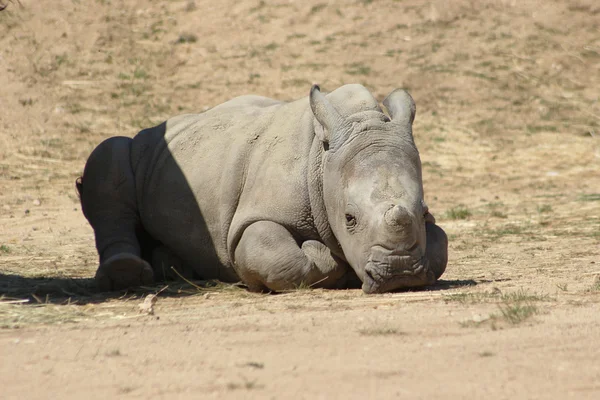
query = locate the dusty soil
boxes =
[1,0,599,398]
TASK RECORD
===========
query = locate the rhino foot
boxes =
[425,221,448,280]
[95,253,154,291]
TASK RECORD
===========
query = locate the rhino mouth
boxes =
[361,246,434,294]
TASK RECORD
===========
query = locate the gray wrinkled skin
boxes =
[78,84,448,293]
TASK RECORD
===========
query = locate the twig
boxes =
[0,299,29,304]
[560,43,585,64]
[582,109,600,121]
[499,51,533,61]
[170,266,204,290]
[389,292,449,298]
[514,70,538,82]
[309,276,329,288]
[31,293,43,304]
[0,0,17,11]
[61,289,78,297]
[61,80,99,86]
[15,153,64,164]
[155,285,169,295]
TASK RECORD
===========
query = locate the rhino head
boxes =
[310,85,435,294]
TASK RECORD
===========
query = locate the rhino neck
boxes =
[307,132,346,261]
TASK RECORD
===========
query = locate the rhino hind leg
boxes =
[233,221,350,292]
[425,222,448,280]
[79,136,154,291]
[95,253,153,291]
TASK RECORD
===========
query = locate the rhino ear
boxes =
[382,89,416,126]
[309,85,344,144]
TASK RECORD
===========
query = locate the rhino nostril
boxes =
[406,241,419,253]
[365,268,375,282]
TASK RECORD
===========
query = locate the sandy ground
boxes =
[1,0,599,398]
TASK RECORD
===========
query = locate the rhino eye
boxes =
[345,213,357,228]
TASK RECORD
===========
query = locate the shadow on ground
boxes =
[428,279,478,290]
[0,272,477,305]
[383,278,478,294]
[0,272,247,305]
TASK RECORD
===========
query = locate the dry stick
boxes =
[0,299,29,305]
[309,276,330,288]
[0,0,16,11]
[389,292,450,298]
[560,43,585,64]
[170,266,205,291]
[155,285,169,295]
[61,80,99,86]
[582,109,600,121]
[14,153,64,164]
[505,51,533,61]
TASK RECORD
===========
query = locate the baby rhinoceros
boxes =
[78,84,448,294]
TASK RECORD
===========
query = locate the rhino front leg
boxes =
[426,221,448,280]
[233,221,350,292]
[79,136,154,291]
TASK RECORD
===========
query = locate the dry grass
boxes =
[358,327,406,336]
[454,289,552,329]
[445,289,551,305]
[0,302,93,329]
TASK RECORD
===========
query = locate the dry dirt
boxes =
[1,0,600,398]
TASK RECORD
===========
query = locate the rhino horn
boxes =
[382,89,416,126]
[309,85,345,145]
[384,204,412,229]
